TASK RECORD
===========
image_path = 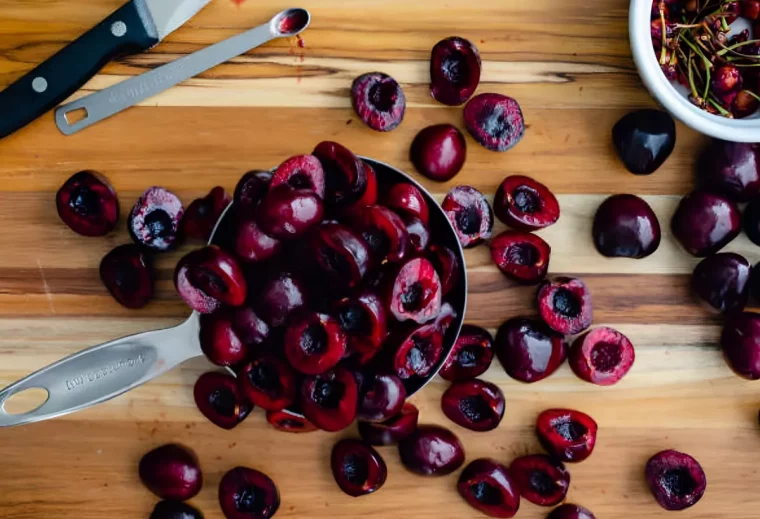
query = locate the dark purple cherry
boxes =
[697,140,760,202]
[238,355,297,411]
[671,191,740,257]
[410,124,467,181]
[537,277,593,335]
[218,467,279,519]
[430,37,481,106]
[351,72,406,132]
[336,291,388,352]
[464,93,525,152]
[645,450,706,511]
[494,317,568,383]
[508,454,569,507]
[129,187,184,251]
[490,231,551,284]
[99,244,153,309]
[255,272,307,327]
[712,64,742,94]
[331,439,388,497]
[385,183,430,224]
[548,504,596,519]
[313,141,367,208]
[175,246,247,314]
[199,311,250,367]
[441,379,505,431]
[350,205,410,263]
[309,223,372,289]
[398,424,465,476]
[257,185,323,240]
[139,444,202,501]
[299,367,358,432]
[234,170,272,218]
[357,373,406,422]
[612,109,676,175]
[457,458,520,518]
[721,312,760,379]
[149,501,204,519]
[494,175,560,231]
[265,410,318,433]
[386,257,442,324]
[390,323,445,379]
[359,402,419,445]
[183,186,231,241]
[692,253,751,313]
[270,154,325,198]
[570,327,635,386]
[593,194,661,258]
[284,311,347,375]
[440,324,494,382]
[235,219,281,263]
[404,216,431,253]
[194,372,252,430]
[743,197,760,246]
[536,409,598,463]
[442,185,494,248]
[56,171,119,237]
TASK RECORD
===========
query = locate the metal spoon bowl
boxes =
[0,158,467,427]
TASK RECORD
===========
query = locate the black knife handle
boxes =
[0,0,158,139]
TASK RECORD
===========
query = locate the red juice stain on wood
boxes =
[297,35,305,48]
[231,0,245,5]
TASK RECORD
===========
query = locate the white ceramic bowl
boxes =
[629,0,760,142]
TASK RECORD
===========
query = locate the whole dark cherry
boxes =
[265,409,318,433]
[299,367,358,431]
[183,186,231,241]
[410,124,467,181]
[593,194,661,258]
[351,72,406,132]
[494,175,560,230]
[398,424,465,476]
[385,183,430,224]
[357,373,406,422]
[234,170,272,219]
[270,154,326,198]
[230,306,270,346]
[284,311,347,375]
[721,312,760,379]
[671,191,740,257]
[490,231,551,284]
[691,253,751,313]
[358,402,419,445]
[536,408,598,462]
[427,244,461,295]
[194,372,252,430]
[390,323,445,379]
[336,291,388,352]
[175,246,247,313]
[645,450,707,511]
[199,311,250,367]
[235,219,281,263]
[611,109,676,175]
[463,93,525,152]
[56,170,119,236]
[128,186,184,251]
[430,36,481,105]
[255,272,308,327]
[440,324,494,382]
[457,458,520,518]
[537,277,593,335]
[697,140,760,202]
[743,198,760,246]
[99,244,153,309]
[508,454,569,507]
[218,467,279,519]
[331,439,388,497]
[442,185,494,248]
[313,141,367,208]
[149,501,204,519]
[548,504,596,519]
[139,444,202,501]
[494,317,568,383]
[386,257,442,324]
[238,355,297,411]
[441,379,505,431]
[570,327,635,386]
[256,185,323,240]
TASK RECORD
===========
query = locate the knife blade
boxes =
[0,0,211,140]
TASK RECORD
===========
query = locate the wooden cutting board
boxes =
[0,0,758,517]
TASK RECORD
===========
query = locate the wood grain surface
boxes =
[0,0,757,518]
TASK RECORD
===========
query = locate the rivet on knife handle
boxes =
[55,8,311,136]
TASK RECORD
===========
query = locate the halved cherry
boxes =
[194,372,252,430]
[331,439,388,497]
[345,161,379,213]
[458,458,521,518]
[335,291,388,352]
[494,175,560,231]
[284,311,347,375]
[391,323,444,379]
[350,205,410,263]
[358,402,419,445]
[183,186,232,241]
[309,223,372,289]
[234,170,272,218]
[313,141,368,207]
[442,186,494,248]
[270,154,326,198]
[266,409,318,433]
[490,231,551,284]
[218,467,279,519]
[509,454,570,507]
[299,367,358,432]
[238,354,297,411]
[357,373,406,422]
[440,324,494,381]
[235,219,282,263]
[386,257,442,324]
[427,244,461,295]
[385,183,430,225]
[175,246,247,313]
[199,311,250,367]
[536,408,598,463]
[441,379,505,431]
[434,301,459,335]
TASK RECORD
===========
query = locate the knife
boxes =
[0,0,211,140]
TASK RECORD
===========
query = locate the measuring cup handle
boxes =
[0,317,201,427]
